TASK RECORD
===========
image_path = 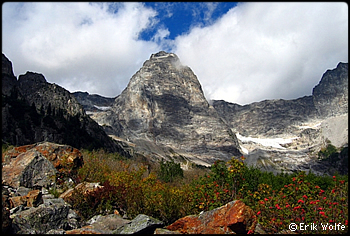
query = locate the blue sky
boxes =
[2,2,348,105]
[139,2,238,41]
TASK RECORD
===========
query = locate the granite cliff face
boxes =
[92,51,242,165]
[2,53,131,155]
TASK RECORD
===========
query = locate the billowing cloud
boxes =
[173,2,348,104]
[2,2,348,105]
[2,2,161,97]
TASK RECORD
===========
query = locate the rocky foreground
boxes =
[2,142,268,234]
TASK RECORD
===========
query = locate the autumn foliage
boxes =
[67,149,348,233]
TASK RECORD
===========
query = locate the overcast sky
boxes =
[2,2,348,105]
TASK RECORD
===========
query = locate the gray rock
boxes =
[43,197,66,205]
[11,202,70,234]
[45,229,66,234]
[313,62,348,117]
[213,62,348,138]
[113,214,164,234]
[84,214,131,234]
[9,205,27,215]
[86,214,103,225]
[67,209,82,230]
[15,186,32,196]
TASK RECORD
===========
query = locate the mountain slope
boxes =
[212,62,348,174]
[2,53,132,156]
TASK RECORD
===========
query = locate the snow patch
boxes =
[298,122,322,129]
[236,133,298,149]
[93,105,111,111]
[240,145,249,154]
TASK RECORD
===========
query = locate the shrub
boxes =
[318,142,337,159]
[69,151,348,232]
[158,160,183,183]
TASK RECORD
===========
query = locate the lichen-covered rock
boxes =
[166,200,257,234]
[2,142,85,189]
[2,149,58,189]
[113,214,164,234]
[11,202,70,234]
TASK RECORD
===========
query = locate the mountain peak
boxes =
[150,51,179,60]
[97,52,242,165]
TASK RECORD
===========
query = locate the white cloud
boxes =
[2,2,348,105]
[173,2,348,104]
[2,2,161,97]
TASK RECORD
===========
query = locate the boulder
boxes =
[85,214,130,234]
[9,196,26,209]
[26,189,43,207]
[2,142,84,178]
[113,214,164,234]
[65,225,104,234]
[11,202,70,234]
[166,200,257,234]
[2,149,58,189]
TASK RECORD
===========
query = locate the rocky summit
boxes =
[90,51,242,166]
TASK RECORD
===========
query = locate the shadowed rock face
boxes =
[313,62,348,117]
[96,51,242,165]
[2,53,131,155]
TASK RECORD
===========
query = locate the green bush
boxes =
[158,160,183,183]
[318,143,337,159]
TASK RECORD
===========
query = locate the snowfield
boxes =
[236,133,299,149]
